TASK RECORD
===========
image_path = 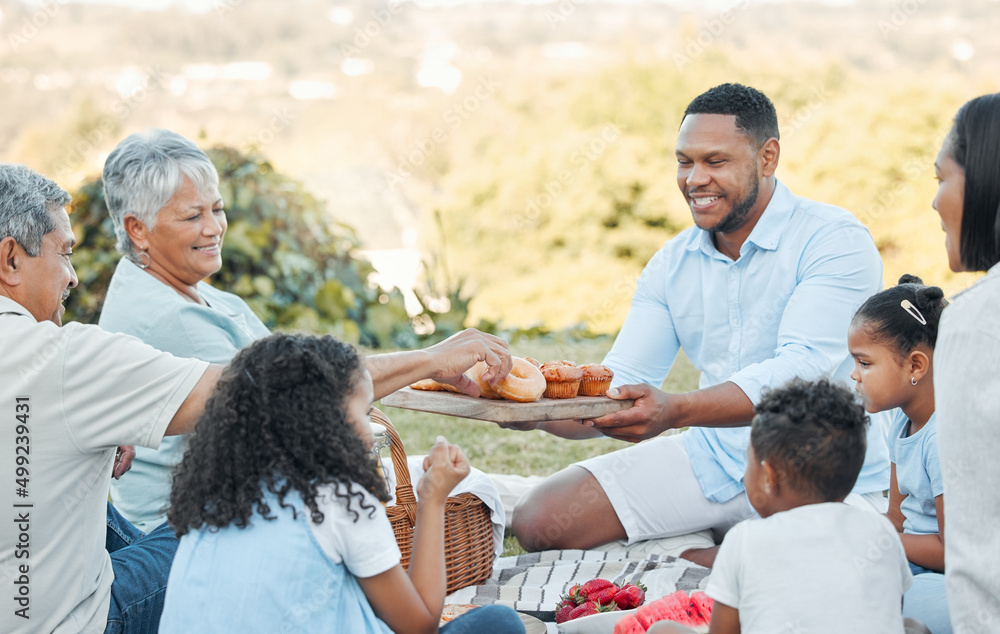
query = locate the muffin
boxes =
[539,361,583,399]
[578,364,614,396]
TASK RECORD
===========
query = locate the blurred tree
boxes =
[415,53,980,331]
[64,145,422,349]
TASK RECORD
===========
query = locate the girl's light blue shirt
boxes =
[99,258,270,532]
[159,488,394,633]
[888,409,943,535]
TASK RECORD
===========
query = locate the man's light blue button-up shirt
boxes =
[604,181,890,503]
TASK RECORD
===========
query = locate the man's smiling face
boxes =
[19,207,78,325]
[675,113,764,235]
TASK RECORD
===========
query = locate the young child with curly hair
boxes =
[704,379,912,634]
[158,332,524,634]
[849,275,951,633]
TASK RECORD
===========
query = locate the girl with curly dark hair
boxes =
[158,332,525,634]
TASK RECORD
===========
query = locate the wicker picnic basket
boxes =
[370,408,495,595]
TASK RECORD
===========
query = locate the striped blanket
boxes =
[445,549,711,623]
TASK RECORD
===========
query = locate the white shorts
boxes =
[578,433,888,544]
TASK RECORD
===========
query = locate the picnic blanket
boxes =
[445,549,711,631]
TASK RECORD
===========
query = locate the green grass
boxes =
[374,338,700,556]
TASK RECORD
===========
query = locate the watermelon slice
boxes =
[659,592,703,628]
[688,591,714,626]
[613,613,646,634]
[631,590,714,632]
[636,599,672,629]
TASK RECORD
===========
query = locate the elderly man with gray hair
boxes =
[0,163,223,633]
[0,156,511,633]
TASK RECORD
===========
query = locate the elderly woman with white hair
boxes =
[98,129,267,532]
[99,129,511,533]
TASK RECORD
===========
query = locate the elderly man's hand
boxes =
[585,384,678,442]
[113,445,136,479]
[426,328,511,397]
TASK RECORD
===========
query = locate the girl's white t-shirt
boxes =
[309,482,401,578]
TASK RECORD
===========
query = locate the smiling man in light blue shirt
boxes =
[513,84,890,562]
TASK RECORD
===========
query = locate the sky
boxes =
[19,0,860,11]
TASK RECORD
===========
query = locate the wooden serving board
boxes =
[381,387,634,423]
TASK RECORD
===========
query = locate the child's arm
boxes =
[886,463,906,533]
[708,602,741,634]
[359,438,470,634]
[899,494,945,572]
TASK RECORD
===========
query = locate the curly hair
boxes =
[684,83,780,147]
[168,332,390,537]
[751,378,868,502]
[852,274,949,356]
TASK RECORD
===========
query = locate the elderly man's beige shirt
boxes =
[0,296,208,634]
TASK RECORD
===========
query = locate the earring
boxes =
[911,377,918,386]
[135,250,151,270]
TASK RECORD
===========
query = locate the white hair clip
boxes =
[900,299,927,325]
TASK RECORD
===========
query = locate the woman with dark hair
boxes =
[159,332,525,634]
[930,93,1000,631]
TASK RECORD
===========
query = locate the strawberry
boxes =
[555,596,576,611]
[568,600,619,621]
[555,603,576,623]
[579,578,617,600]
[568,601,601,621]
[613,582,647,610]
[588,585,620,606]
[565,584,584,604]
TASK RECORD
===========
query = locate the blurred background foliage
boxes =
[5,0,998,340]
[417,55,988,330]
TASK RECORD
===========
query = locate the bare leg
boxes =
[679,545,719,568]
[512,466,626,552]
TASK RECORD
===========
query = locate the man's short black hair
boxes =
[684,83,780,147]
[750,379,868,502]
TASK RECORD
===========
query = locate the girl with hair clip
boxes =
[848,275,951,634]
[158,332,525,634]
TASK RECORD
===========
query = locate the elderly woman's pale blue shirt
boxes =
[100,258,270,532]
[603,181,891,504]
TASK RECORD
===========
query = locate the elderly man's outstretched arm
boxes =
[164,364,225,436]
[365,328,512,400]
[166,327,513,437]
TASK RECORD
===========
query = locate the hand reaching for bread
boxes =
[410,357,613,403]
